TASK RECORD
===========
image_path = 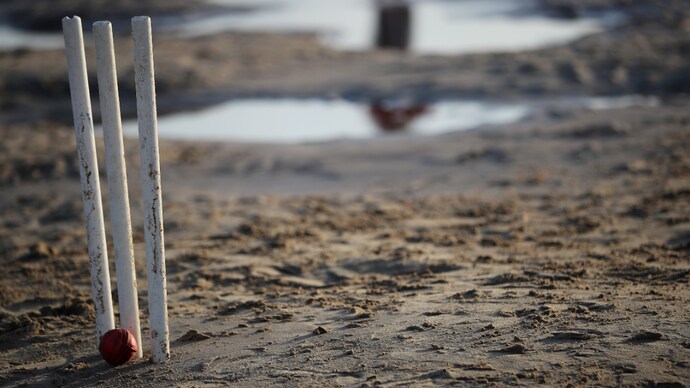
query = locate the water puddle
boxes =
[0,0,619,54]
[0,25,65,51]
[118,96,658,144]
[179,0,618,55]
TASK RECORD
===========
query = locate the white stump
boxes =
[62,16,115,339]
[131,16,170,364]
[93,21,143,359]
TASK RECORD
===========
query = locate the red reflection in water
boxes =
[369,101,429,132]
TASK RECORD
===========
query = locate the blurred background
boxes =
[0,0,688,187]
[1,0,686,143]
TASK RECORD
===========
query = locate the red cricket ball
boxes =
[99,328,138,366]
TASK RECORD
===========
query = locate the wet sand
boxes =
[1,0,689,386]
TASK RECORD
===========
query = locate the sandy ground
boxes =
[1,101,689,387]
[1,0,689,387]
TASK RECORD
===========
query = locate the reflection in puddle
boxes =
[117,96,658,144]
[369,99,428,131]
[121,99,528,143]
[0,0,617,54]
[375,1,411,50]
[185,0,616,54]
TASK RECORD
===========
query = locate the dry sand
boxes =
[1,102,689,387]
[0,0,689,387]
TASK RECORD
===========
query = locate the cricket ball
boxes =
[99,328,138,366]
